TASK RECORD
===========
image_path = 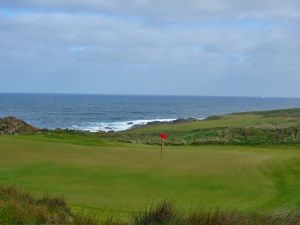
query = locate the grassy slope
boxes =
[128,108,300,132]
[103,108,300,144]
[1,133,300,216]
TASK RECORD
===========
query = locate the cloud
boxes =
[1,0,300,20]
[0,1,300,96]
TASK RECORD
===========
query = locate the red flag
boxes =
[160,133,168,139]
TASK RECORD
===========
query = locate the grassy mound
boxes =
[0,185,100,225]
[1,185,300,225]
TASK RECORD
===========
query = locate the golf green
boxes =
[1,134,300,215]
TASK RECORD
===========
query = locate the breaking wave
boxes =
[70,118,177,132]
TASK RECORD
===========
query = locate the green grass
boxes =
[3,186,300,225]
[0,185,101,225]
[100,108,300,145]
[126,108,300,134]
[1,133,300,217]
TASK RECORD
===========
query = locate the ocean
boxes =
[1,93,300,132]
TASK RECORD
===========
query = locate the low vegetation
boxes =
[2,108,300,145]
[99,108,300,145]
[2,185,300,225]
[0,184,101,225]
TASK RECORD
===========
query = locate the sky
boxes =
[0,0,300,97]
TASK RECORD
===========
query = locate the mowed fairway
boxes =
[1,134,300,215]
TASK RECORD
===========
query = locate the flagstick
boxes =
[160,138,163,159]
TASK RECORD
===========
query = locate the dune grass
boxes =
[0,185,101,225]
[2,185,300,225]
[1,133,300,217]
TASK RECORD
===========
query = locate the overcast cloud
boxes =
[0,0,300,97]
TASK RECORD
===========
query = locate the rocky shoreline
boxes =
[0,117,40,135]
[0,116,200,135]
[130,118,200,129]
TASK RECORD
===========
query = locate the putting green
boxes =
[1,134,300,215]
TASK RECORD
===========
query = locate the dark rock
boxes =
[146,121,167,125]
[205,115,223,120]
[171,118,198,124]
[130,118,199,129]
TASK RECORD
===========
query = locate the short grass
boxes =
[1,133,300,217]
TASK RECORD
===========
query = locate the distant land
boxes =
[2,108,300,145]
[1,93,300,132]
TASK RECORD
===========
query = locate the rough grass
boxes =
[0,185,107,225]
[101,126,300,145]
[98,108,300,145]
[0,185,72,225]
[2,186,300,225]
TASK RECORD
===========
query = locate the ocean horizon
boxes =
[1,93,300,132]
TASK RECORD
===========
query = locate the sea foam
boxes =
[70,118,176,132]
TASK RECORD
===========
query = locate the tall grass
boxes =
[131,202,300,225]
[0,185,96,225]
[132,201,178,225]
[1,184,300,225]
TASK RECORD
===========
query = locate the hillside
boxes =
[100,108,300,145]
[0,184,99,225]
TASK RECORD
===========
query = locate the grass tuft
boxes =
[0,184,95,225]
[132,201,178,225]
[72,210,100,225]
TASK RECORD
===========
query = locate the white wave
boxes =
[70,118,177,132]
